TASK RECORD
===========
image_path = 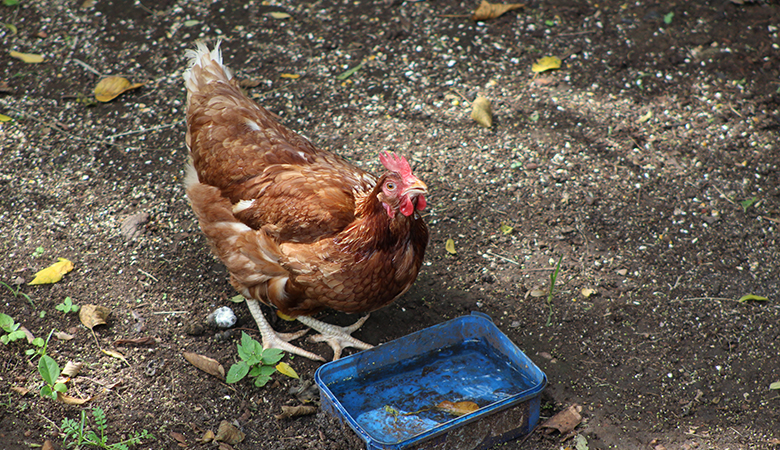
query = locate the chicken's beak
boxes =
[403,178,428,211]
[403,178,428,198]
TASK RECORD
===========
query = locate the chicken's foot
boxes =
[245,299,325,362]
[297,315,374,360]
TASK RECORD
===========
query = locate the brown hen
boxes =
[183,42,429,361]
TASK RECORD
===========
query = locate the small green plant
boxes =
[39,352,67,400]
[26,336,46,357]
[0,313,26,344]
[226,332,284,387]
[3,0,21,6]
[546,256,563,327]
[56,297,80,314]
[61,406,154,450]
[32,246,44,258]
[0,281,34,306]
[740,196,758,213]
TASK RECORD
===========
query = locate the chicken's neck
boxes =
[336,189,415,254]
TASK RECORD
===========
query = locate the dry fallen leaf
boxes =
[580,288,596,298]
[183,352,226,380]
[79,304,110,329]
[280,73,300,79]
[199,430,216,443]
[471,95,493,128]
[54,331,75,341]
[170,432,187,444]
[0,113,12,122]
[274,405,318,420]
[61,361,83,378]
[42,440,55,450]
[94,76,144,102]
[531,56,562,73]
[11,386,30,396]
[57,392,92,405]
[541,404,583,434]
[472,0,524,21]
[28,258,74,285]
[268,11,291,19]
[214,421,245,445]
[436,400,479,416]
[10,50,44,63]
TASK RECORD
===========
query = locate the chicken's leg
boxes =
[297,315,374,360]
[245,299,325,362]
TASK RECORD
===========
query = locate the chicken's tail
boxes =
[183,40,233,94]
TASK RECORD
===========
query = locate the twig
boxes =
[38,413,61,432]
[674,297,733,302]
[103,119,183,140]
[554,30,595,38]
[484,250,519,265]
[72,58,102,77]
[711,185,738,207]
[152,310,188,315]
[137,268,158,282]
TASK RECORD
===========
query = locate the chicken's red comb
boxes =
[379,152,412,178]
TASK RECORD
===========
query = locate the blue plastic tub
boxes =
[315,312,547,450]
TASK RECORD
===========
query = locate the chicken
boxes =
[183,42,429,361]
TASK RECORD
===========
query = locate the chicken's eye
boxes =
[385,181,396,191]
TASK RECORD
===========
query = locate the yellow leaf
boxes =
[436,400,479,416]
[280,73,300,79]
[275,362,299,379]
[531,56,562,73]
[94,76,144,102]
[28,258,73,285]
[472,0,525,21]
[500,223,513,235]
[0,114,12,122]
[580,288,596,298]
[738,294,768,303]
[101,348,129,365]
[471,95,493,128]
[10,50,44,63]
[268,12,291,19]
[445,238,457,255]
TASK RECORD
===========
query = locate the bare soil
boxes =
[1,1,779,449]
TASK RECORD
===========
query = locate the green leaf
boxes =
[253,373,272,387]
[183,19,200,27]
[40,385,52,398]
[0,313,17,332]
[336,61,365,81]
[39,355,61,385]
[3,0,21,6]
[740,196,758,212]
[738,294,768,303]
[8,330,25,342]
[500,223,513,235]
[663,12,674,24]
[229,294,245,303]
[261,348,284,365]
[770,381,780,390]
[32,337,44,347]
[226,361,250,383]
[54,382,67,393]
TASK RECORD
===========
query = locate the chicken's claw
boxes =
[245,299,325,362]
[298,315,374,360]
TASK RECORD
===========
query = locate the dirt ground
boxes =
[1,0,779,449]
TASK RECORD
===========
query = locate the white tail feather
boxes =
[183,40,233,92]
